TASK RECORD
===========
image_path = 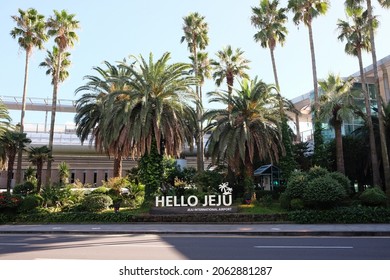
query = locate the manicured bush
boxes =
[328,172,353,196]
[307,166,329,181]
[12,181,36,196]
[285,171,307,199]
[359,187,387,207]
[19,194,44,213]
[289,207,390,224]
[302,175,346,209]
[82,194,113,212]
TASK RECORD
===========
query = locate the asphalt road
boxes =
[1,234,390,260]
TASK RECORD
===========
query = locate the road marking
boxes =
[254,245,353,249]
[0,243,29,246]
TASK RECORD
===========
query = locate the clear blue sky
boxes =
[1,0,390,126]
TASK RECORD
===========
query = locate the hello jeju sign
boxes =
[151,183,237,214]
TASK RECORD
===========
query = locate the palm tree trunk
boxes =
[334,120,345,174]
[308,22,319,110]
[367,0,390,190]
[15,51,31,184]
[36,161,43,193]
[270,47,280,90]
[6,153,16,193]
[357,48,381,186]
[308,21,325,165]
[113,156,122,178]
[193,43,204,173]
[46,50,62,185]
[295,112,301,142]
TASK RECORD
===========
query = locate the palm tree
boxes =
[40,46,71,84]
[75,61,132,178]
[189,51,212,105]
[111,52,196,201]
[181,12,209,172]
[0,102,11,137]
[10,8,47,184]
[318,74,357,174]
[337,5,381,185]
[251,0,288,90]
[45,9,80,183]
[28,146,52,192]
[211,45,251,97]
[346,0,390,191]
[0,130,31,193]
[58,161,70,185]
[288,0,330,165]
[204,78,282,179]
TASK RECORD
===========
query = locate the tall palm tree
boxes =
[346,0,390,191]
[337,5,381,185]
[190,51,212,105]
[10,8,47,184]
[28,146,52,192]
[288,0,330,165]
[318,74,357,174]
[40,46,71,84]
[45,9,80,183]
[75,61,132,178]
[181,12,209,172]
[204,78,282,179]
[251,0,288,90]
[0,130,31,193]
[211,45,251,97]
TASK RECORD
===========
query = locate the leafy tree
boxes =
[45,9,80,183]
[10,8,47,184]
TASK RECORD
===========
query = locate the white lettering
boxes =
[187,196,198,207]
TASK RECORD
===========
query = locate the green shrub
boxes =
[261,194,274,208]
[82,194,113,212]
[13,182,36,196]
[285,171,307,199]
[290,198,305,210]
[19,194,44,213]
[307,166,329,181]
[359,187,387,207]
[91,187,109,195]
[289,207,390,224]
[302,175,347,209]
[328,172,353,196]
[279,192,291,210]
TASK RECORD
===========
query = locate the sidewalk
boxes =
[1,223,390,236]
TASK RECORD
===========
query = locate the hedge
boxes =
[289,207,390,224]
